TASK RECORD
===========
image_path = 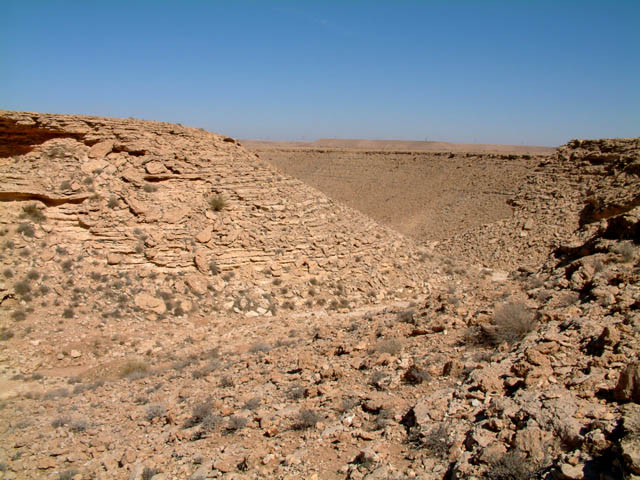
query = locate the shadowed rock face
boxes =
[0,116,86,157]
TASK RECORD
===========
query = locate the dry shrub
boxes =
[374,339,403,355]
[120,359,150,379]
[293,409,321,430]
[485,302,537,346]
[486,450,539,480]
[208,194,227,212]
[20,204,45,223]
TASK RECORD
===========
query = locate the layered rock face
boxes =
[0,110,431,321]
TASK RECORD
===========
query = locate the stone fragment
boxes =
[621,435,640,474]
[89,140,114,158]
[145,161,167,174]
[126,196,147,216]
[556,463,586,480]
[163,207,188,223]
[195,225,213,243]
[134,293,166,314]
[194,251,209,274]
[82,158,109,174]
[185,273,207,295]
[615,362,640,402]
[107,253,122,265]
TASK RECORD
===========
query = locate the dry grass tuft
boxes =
[208,194,227,212]
[485,301,537,346]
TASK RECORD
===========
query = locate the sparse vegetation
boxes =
[374,338,402,355]
[69,419,88,432]
[143,183,158,193]
[192,360,218,379]
[219,375,234,388]
[107,195,119,208]
[485,301,537,346]
[58,469,79,480]
[142,467,159,480]
[0,328,14,341]
[294,409,321,430]
[397,309,417,324]
[243,397,261,410]
[26,269,40,280]
[62,307,74,318]
[120,359,150,379]
[20,203,45,223]
[403,364,430,384]
[370,371,390,390]
[485,450,538,480]
[416,423,450,459]
[11,309,27,321]
[146,404,166,421]
[16,223,35,237]
[226,415,248,432]
[208,194,227,212]
[51,416,71,428]
[288,384,305,400]
[14,280,31,298]
[249,341,271,353]
[617,242,635,263]
[209,260,220,275]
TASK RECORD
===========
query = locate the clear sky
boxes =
[1,1,639,146]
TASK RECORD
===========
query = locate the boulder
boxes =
[134,293,166,314]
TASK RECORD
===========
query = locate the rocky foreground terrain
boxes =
[0,111,638,480]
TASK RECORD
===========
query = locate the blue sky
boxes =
[1,1,638,146]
